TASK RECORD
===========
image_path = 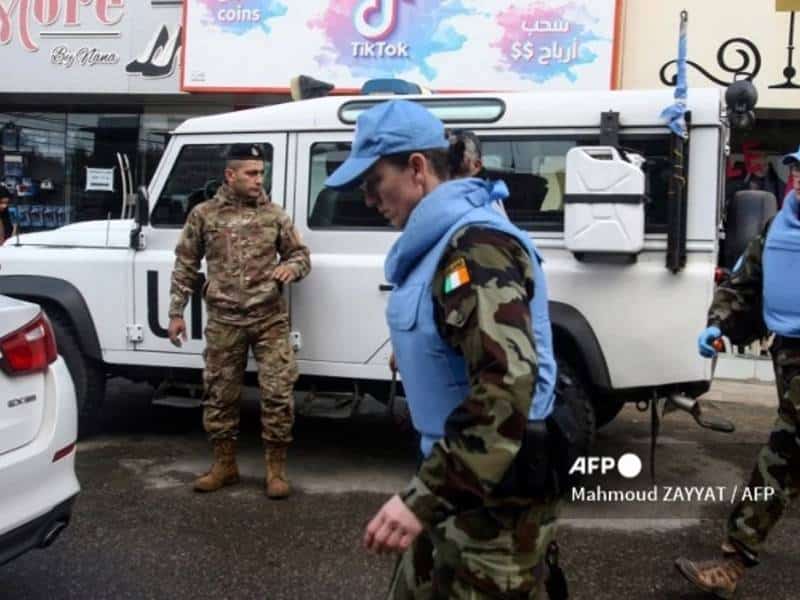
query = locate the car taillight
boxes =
[0,313,58,376]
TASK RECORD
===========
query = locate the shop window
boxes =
[152,143,274,228]
[66,113,141,224]
[0,112,67,232]
[308,143,387,229]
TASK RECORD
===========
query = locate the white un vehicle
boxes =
[0,295,79,566]
[0,83,768,440]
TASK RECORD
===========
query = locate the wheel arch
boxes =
[549,301,611,392]
[0,275,103,362]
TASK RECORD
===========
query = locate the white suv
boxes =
[0,295,80,566]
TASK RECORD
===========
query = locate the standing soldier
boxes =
[675,149,800,598]
[326,100,562,599]
[167,144,311,500]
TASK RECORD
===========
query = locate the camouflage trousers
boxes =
[388,499,559,599]
[726,336,800,557]
[202,310,298,445]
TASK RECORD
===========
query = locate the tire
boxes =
[592,394,626,429]
[556,357,596,454]
[45,309,106,438]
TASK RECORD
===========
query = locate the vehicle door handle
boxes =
[379,284,394,292]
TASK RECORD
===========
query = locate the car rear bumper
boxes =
[0,495,76,566]
[0,358,80,546]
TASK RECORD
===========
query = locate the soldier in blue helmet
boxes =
[326,99,570,599]
[676,147,800,598]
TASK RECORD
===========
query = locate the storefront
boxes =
[620,0,800,266]
[5,0,796,239]
[1,0,628,232]
[0,0,290,231]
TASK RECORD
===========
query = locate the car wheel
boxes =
[556,357,596,454]
[46,309,105,437]
[592,394,626,428]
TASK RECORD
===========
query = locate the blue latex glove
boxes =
[698,326,722,358]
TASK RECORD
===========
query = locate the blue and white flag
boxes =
[661,12,689,139]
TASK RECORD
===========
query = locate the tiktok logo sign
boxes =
[309,0,467,80]
[351,0,409,57]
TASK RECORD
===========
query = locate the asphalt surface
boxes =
[1,379,798,599]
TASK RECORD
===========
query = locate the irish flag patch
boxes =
[443,258,470,294]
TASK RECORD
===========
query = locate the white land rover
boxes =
[0,85,767,438]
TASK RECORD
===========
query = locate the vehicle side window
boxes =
[308,142,389,229]
[151,143,274,228]
[480,135,671,232]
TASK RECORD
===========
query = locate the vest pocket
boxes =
[386,284,424,331]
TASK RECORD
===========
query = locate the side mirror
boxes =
[134,186,149,227]
[130,186,149,250]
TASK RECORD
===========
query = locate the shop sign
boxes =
[777,0,800,11]
[182,0,623,92]
[85,167,115,192]
[0,0,183,93]
[622,1,800,110]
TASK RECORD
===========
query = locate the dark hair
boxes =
[0,184,11,200]
[382,143,468,181]
[448,129,482,157]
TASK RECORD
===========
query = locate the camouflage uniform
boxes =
[168,184,310,444]
[707,221,800,561]
[390,227,558,599]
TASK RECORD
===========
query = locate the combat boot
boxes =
[193,439,240,492]
[674,554,746,599]
[265,445,290,499]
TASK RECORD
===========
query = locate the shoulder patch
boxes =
[443,257,471,294]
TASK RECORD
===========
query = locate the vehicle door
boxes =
[132,133,287,367]
[289,133,399,380]
[475,128,719,389]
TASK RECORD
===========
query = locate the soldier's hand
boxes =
[389,352,397,373]
[698,325,722,358]
[168,317,188,347]
[272,265,297,284]
[364,494,422,555]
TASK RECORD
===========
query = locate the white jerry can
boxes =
[564,146,646,255]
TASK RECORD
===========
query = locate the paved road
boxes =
[1,379,797,599]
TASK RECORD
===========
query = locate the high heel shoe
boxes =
[136,25,182,78]
[126,24,169,74]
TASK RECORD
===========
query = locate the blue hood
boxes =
[385,178,509,285]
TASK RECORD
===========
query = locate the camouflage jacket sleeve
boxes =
[168,207,205,319]
[275,207,311,280]
[401,226,536,527]
[707,220,772,344]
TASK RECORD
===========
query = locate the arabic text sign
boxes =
[182,0,621,92]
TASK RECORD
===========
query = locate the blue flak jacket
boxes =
[385,178,557,457]
[763,191,800,338]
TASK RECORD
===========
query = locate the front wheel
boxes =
[556,358,596,455]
